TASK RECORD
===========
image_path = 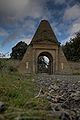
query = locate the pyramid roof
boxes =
[31,20,60,45]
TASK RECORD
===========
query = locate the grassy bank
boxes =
[0,70,59,119]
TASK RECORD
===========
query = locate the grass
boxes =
[0,73,34,105]
[0,59,60,120]
[0,72,60,120]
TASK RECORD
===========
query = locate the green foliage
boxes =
[62,32,80,61]
[0,59,60,119]
[0,59,18,73]
[0,72,59,120]
[0,60,3,71]
[0,59,8,72]
[10,41,28,60]
[9,66,18,72]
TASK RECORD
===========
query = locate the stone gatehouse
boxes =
[19,20,72,74]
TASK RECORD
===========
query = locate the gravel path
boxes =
[35,74,80,120]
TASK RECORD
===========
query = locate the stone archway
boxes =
[19,20,72,75]
[37,52,53,74]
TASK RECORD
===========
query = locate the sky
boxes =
[0,0,80,57]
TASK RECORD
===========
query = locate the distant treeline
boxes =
[62,32,80,62]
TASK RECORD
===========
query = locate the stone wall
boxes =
[18,20,76,75]
[58,47,72,74]
[68,61,80,74]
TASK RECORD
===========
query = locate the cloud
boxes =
[0,0,49,20]
[61,22,80,45]
[18,34,33,45]
[69,23,80,35]
[65,16,80,42]
[63,4,80,21]
[61,21,80,45]
[0,0,80,48]
[1,19,36,46]
[0,28,8,36]
[0,52,10,58]
[21,37,32,45]
[54,0,66,5]
[61,35,76,45]
[61,3,80,44]
[0,0,29,15]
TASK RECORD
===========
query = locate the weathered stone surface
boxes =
[18,20,72,75]
[59,112,71,120]
[35,75,80,119]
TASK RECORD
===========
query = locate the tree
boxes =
[10,41,28,60]
[62,32,80,61]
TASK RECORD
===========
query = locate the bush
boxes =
[0,60,4,71]
[9,66,18,72]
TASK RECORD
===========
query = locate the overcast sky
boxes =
[0,0,80,57]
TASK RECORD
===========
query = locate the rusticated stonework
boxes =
[19,20,72,74]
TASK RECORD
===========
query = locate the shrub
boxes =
[9,66,18,72]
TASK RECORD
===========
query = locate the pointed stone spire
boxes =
[31,20,60,45]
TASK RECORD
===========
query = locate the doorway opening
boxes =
[37,52,53,74]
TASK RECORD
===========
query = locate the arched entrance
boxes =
[37,52,53,74]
